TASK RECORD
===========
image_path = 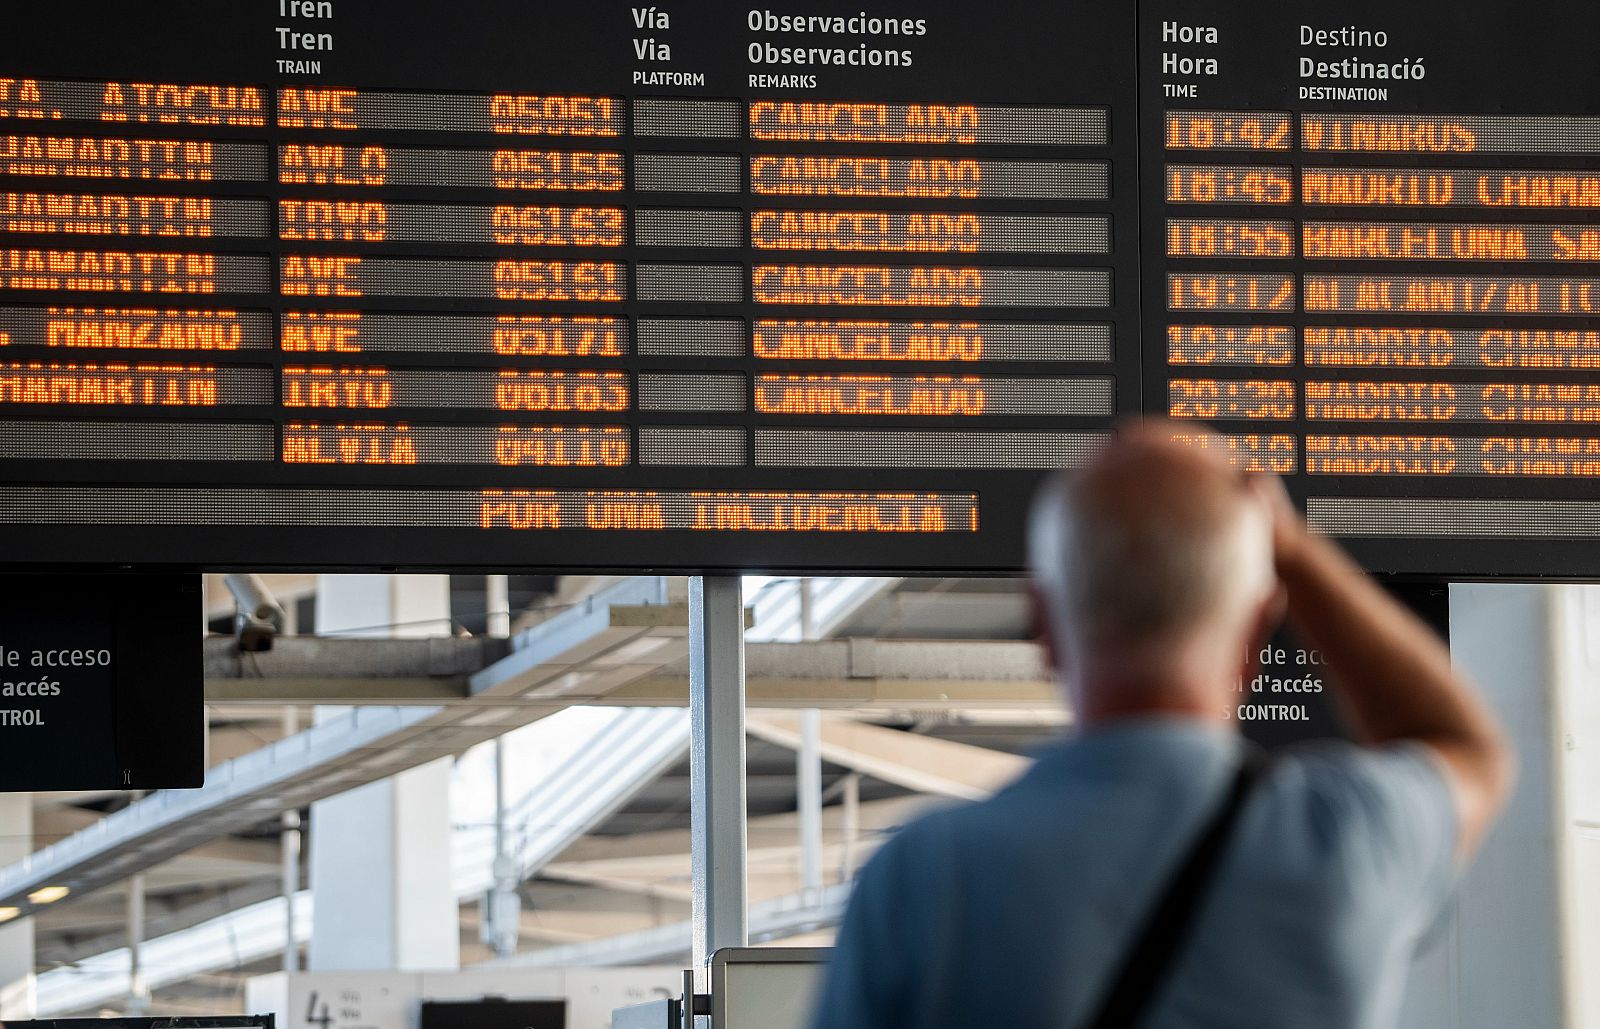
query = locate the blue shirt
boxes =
[810,719,1457,1029]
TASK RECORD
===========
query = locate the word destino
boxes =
[747,9,926,68]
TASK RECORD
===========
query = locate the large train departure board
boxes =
[0,1,1594,576]
[1143,0,1600,579]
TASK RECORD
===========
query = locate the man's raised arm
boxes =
[1261,485,1515,860]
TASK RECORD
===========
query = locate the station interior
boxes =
[0,575,1593,1028]
[5,2,1600,1027]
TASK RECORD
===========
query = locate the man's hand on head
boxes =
[1245,466,1309,573]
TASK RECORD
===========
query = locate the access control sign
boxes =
[0,574,202,791]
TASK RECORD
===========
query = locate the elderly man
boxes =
[809,424,1511,1028]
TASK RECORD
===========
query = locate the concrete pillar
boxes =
[308,575,460,972]
[0,794,32,1019]
[1400,584,1594,1028]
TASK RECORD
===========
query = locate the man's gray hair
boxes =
[1027,469,1274,655]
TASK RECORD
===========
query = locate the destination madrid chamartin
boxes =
[0,0,1597,575]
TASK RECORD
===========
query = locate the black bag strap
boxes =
[1085,750,1269,1029]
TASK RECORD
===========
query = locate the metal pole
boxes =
[796,578,824,898]
[689,575,747,987]
[494,737,507,864]
[797,577,815,642]
[487,572,518,956]
[483,733,521,958]
[840,773,861,883]
[126,870,148,1014]
[281,708,301,971]
[798,710,823,898]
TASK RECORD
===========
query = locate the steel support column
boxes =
[689,576,747,986]
[125,871,148,1015]
[281,709,301,972]
[796,579,824,898]
[840,772,861,883]
[798,710,824,898]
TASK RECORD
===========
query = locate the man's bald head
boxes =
[1029,425,1277,704]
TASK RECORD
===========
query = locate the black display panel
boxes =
[0,2,1594,575]
[0,574,203,791]
[419,1000,565,1029]
[1141,0,1600,578]
[0,1,1136,573]
[15,1018,270,1029]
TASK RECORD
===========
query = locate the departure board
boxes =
[0,1,1136,573]
[0,1,1596,576]
[1143,0,1600,578]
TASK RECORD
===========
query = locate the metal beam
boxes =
[203,635,505,702]
[206,637,1058,709]
[747,712,1029,800]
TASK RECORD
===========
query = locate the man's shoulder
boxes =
[1266,738,1455,808]
[1241,739,1458,889]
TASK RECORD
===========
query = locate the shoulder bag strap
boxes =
[1085,750,1269,1029]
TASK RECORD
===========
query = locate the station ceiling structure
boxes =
[9,574,1060,1015]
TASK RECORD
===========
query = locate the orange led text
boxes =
[99,82,265,127]
[0,248,219,293]
[754,374,986,416]
[43,307,246,350]
[0,361,220,405]
[750,102,980,144]
[750,156,982,198]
